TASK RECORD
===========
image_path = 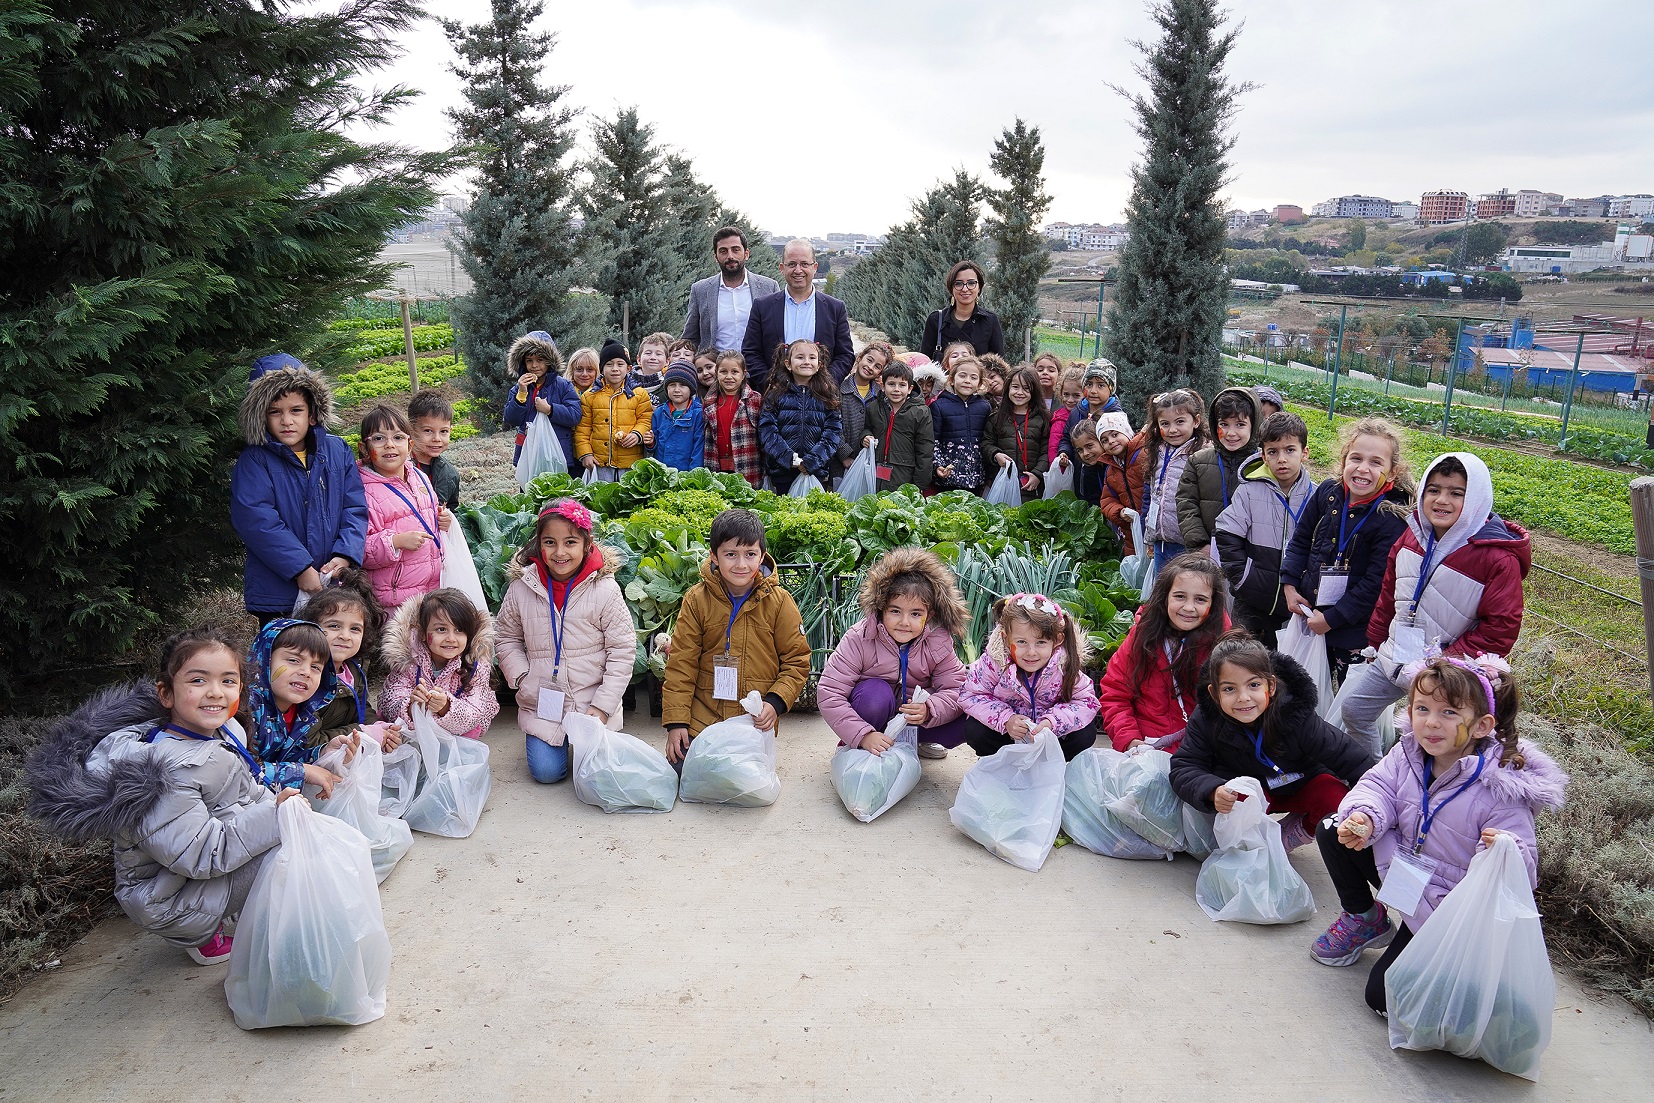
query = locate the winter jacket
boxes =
[416,455,461,511]
[758,385,842,481]
[379,594,500,738]
[1339,734,1567,931]
[919,306,1005,362]
[1095,428,1149,557]
[662,554,812,737]
[982,406,1051,500]
[243,616,340,791]
[495,547,636,746]
[310,659,379,748]
[501,333,581,465]
[960,629,1099,738]
[26,683,280,947]
[1169,651,1377,813]
[1280,477,1411,653]
[930,391,993,490]
[863,393,934,491]
[576,381,654,470]
[1369,452,1531,670]
[1056,395,1124,460]
[1215,455,1315,625]
[817,619,966,747]
[230,366,368,613]
[704,386,765,487]
[1142,439,1197,548]
[837,373,879,465]
[1047,404,1082,462]
[1177,387,1260,551]
[1096,609,1230,752]
[359,460,445,612]
[651,398,706,471]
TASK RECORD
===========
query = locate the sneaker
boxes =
[185,930,234,966]
[917,742,949,760]
[1279,813,1314,852]
[1312,909,1394,967]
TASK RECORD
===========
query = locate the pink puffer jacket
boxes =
[359,461,444,611]
[378,593,499,738]
[494,548,636,746]
[816,619,965,747]
[960,628,1098,738]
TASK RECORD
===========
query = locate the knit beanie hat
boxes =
[1083,358,1117,388]
[662,361,699,393]
[599,338,629,367]
[1095,411,1133,438]
[1253,384,1285,409]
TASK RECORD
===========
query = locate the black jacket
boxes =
[864,394,934,491]
[920,306,1005,361]
[1169,652,1378,813]
[1278,477,1410,652]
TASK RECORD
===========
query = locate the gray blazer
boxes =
[681,270,780,349]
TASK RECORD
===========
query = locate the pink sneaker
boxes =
[185,930,233,966]
[1312,909,1394,967]
[1279,813,1314,852]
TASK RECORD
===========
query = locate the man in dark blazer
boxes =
[681,226,780,351]
[742,238,854,391]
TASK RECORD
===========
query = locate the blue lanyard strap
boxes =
[1246,727,1281,775]
[724,590,752,654]
[147,723,262,782]
[384,471,442,553]
[1217,454,1231,508]
[1410,532,1439,610]
[1276,481,1311,525]
[1019,667,1042,721]
[347,660,367,724]
[547,578,572,678]
[1334,493,1380,565]
[1416,754,1486,853]
[897,642,911,704]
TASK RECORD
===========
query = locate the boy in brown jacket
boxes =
[663,509,812,765]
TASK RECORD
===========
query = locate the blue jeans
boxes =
[1152,541,1186,571]
[525,734,570,783]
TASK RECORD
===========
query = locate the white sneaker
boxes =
[917,742,949,760]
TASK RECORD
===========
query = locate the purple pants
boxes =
[848,678,968,747]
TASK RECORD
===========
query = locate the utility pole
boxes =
[1441,316,1467,434]
[1630,477,1654,705]
[1328,304,1347,422]
[1559,330,1587,448]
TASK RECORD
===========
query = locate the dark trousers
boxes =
[962,715,1099,762]
[1234,601,1287,649]
[1316,816,1415,1011]
[255,609,287,628]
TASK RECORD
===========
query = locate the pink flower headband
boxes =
[538,499,593,534]
[1007,592,1065,626]
[1400,646,1508,716]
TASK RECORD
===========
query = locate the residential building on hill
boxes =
[1392,201,1420,221]
[1274,204,1306,224]
[1476,190,1517,219]
[1514,190,1563,217]
[1420,190,1471,224]
[1311,195,1397,219]
[1610,195,1654,218]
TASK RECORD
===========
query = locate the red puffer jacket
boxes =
[1096,609,1229,752]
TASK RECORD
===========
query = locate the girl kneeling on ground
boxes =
[960,592,1100,761]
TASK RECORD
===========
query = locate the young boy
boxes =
[243,618,355,793]
[861,360,934,491]
[1214,411,1315,647]
[501,330,582,467]
[408,390,461,510]
[576,338,655,482]
[1056,359,1124,461]
[667,337,697,365]
[662,509,812,766]
[651,360,705,471]
[1337,452,1530,755]
[1074,412,1147,557]
[230,355,368,625]
[628,331,673,404]
[1176,385,1259,557]
[979,353,1011,406]
[1254,385,1285,421]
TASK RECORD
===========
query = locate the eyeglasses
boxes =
[952,279,979,289]
[365,432,410,445]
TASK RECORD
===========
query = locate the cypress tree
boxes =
[985,119,1053,360]
[0,0,445,701]
[657,155,778,330]
[444,0,601,409]
[1106,0,1249,414]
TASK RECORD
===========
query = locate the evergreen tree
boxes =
[985,119,1053,360]
[1106,0,1250,413]
[444,0,601,408]
[656,155,778,334]
[0,0,445,702]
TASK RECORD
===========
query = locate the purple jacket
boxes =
[1338,734,1567,931]
[960,629,1099,738]
[817,619,965,747]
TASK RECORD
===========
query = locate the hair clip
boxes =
[539,499,593,534]
[1009,591,1065,626]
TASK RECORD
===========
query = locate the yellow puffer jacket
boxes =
[575,382,654,469]
[662,554,812,736]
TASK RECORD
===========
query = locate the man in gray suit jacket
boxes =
[681,225,780,352]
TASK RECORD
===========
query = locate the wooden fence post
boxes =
[1631,477,1654,704]
[399,292,419,392]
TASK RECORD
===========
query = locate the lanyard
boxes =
[547,578,573,679]
[384,471,441,553]
[1276,482,1311,526]
[897,642,911,704]
[723,590,752,654]
[147,723,262,782]
[883,405,898,462]
[1019,667,1042,721]
[1410,532,1439,611]
[1416,754,1486,854]
[343,660,367,724]
[1162,641,1192,723]
[1334,493,1380,566]
[1246,727,1282,775]
[1217,454,1232,508]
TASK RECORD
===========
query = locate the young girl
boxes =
[1033,352,1065,411]
[29,629,303,964]
[1097,553,1230,753]
[1280,417,1413,677]
[960,592,1100,761]
[575,339,655,483]
[1170,631,1378,854]
[1046,365,1086,460]
[568,346,599,394]
[501,330,581,468]
[704,349,765,487]
[758,338,842,493]
[818,547,970,762]
[1072,412,1148,557]
[298,574,400,751]
[930,355,993,492]
[495,499,636,784]
[914,362,947,405]
[357,404,449,613]
[1313,653,1566,1014]
[939,341,975,379]
[379,588,500,738]
[978,353,1011,406]
[838,342,890,475]
[982,365,1050,500]
[1141,389,1208,569]
[693,346,718,398]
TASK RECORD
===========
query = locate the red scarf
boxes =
[537,547,604,603]
[714,393,739,468]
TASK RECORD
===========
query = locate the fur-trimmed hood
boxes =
[26,682,172,843]
[381,590,496,676]
[856,546,968,639]
[1193,648,1319,728]
[1399,732,1569,813]
[507,331,565,381]
[238,363,338,447]
[506,543,623,587]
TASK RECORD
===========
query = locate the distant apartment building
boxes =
[1274,204,1306,224]
[1563,196,1612,218]
[1311,195,1397,219]
[1610,195,1654,218]
[1392,201,1420,221]
[1044,222,1128,250]
[1420,190,1471,224]
[1476,190,1517,219]
[1226,209,1253,232]
[1513,190,1563,217]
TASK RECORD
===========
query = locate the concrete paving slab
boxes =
[2,711,1649,1102]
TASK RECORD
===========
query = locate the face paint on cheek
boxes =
[273,665,288,679]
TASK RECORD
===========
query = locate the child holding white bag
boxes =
[959,592,1100,762]
[495,499,637,785]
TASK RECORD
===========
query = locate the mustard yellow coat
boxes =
[574,383,654,469]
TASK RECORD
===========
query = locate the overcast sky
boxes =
[371,0,1654,237]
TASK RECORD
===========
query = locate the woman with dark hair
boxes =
[919,260,1005,361]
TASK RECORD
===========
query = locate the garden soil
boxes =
[2,711,1650,1102]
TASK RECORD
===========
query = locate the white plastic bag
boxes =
[403,706,492,838]
[1104,748,1187,851]
[514,412,567,486]
[1328,667,1401,751]
[440,521,489,613]
[310,740,412,883]
[1279,614,1337,723]
[839,443,878,502]
[1061,748,1173,860]
[1117,509,1150,590]
[1386,834,1555,1080]
[1181,803,1219,860]
[1042,457,1075,499]
[565,712,677,814]
[788,473,825,498]
[948,728,1066,871]
[832,687,926,823]
[378,740,420,819]
[679,692,780,807]
[224,799,390,1029]
[582,465,600,487]
[985,462,1022,508]
[1194,776,1317,924]
[291,572,332,616]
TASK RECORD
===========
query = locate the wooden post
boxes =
[1631,477,1654,705]
[622,301,630,351]
[1023,325,1032,363]
[399,293,419,392]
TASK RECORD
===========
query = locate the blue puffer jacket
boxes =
[501,332,581,464]
[930,391,992,450]
[230,361,369,614]
[652,398,706,471]
[758,386,842,480]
